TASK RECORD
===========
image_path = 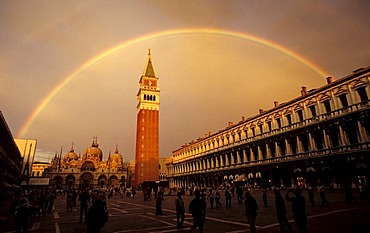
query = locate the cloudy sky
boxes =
[1,0,369,162]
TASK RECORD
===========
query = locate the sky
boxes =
[1,0,369,163]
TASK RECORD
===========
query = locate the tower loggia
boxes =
[134,49,160,186]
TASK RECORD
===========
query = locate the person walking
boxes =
[307,187,315,207]
[318,185,329,206]
[189,190,206,233]
[175,192,185,229]
[86,198,106,233]
[285,188,308,233]
[215,189,222,207]
[274,189,291,231]
[155,188,164,215]
[244,191,258,233]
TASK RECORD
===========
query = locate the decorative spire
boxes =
[70,142,74,152]
[142,48,156,77]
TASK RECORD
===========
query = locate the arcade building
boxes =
[49,138,129,190]
[167,66,370,189]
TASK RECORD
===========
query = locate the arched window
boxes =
[153,95,156,101]
[144,94,147,100]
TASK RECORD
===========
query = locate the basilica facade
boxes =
[49,138,129,189]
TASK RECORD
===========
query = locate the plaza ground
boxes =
[1,188,369,233]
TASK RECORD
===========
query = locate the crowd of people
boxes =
[1,182,369,233]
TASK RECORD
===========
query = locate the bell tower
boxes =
[134,49,160,186]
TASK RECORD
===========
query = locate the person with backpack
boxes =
[189,190,206,233]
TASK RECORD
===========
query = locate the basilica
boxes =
[49,138,129,189]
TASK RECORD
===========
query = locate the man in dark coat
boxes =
[14,198,30,233]
[189,190,206,233]
[285,188,308,233]
[244,191,258,233]
[274,189,291,231]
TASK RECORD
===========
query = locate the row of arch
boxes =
[52,173,126,189]
[173,77,369,159]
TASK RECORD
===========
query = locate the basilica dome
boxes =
[83,138,103,162]
[63,145,78,162]
[109,147,123,168]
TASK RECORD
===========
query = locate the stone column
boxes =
[323,129,330,149]
[237,150,241,164]
[285,139,292,155]
[339,125,348,145]
[250,148,255,161]
[257,146,263,161]
[357,121,368,142]
[275,142,281,157]
[296,136,303,152]
[266,144,272,158]
[308,133,316,150]
[243,149,247,162]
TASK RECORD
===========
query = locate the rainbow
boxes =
[18,28,329,137]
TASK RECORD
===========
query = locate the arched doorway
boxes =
[65,174,76,189]
[53,176,63,189]
[80,172,94,189]
[109,175,119,188]
[98,175,107,188]
[306,167,317,187]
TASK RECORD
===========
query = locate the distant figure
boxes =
[307,187,315,207]
[318,185,329,206]
[175,192,185,229]
[274,189,291,231]
[215,190,222,207]
[66,189,73,212]
[285,188,308,233]
[79,189,90,223]
[189,190,206,233]
[345,184,357,203]
[47,191,56,213]
[155,188,164,215]
[244,191,258,233]
[236,186,243,204]
[208,188,215,209]
[261,188,268,207]
[225,187,232,208]
[86,198,106,233]
[360,183,369,203]
[131,187,136,199]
